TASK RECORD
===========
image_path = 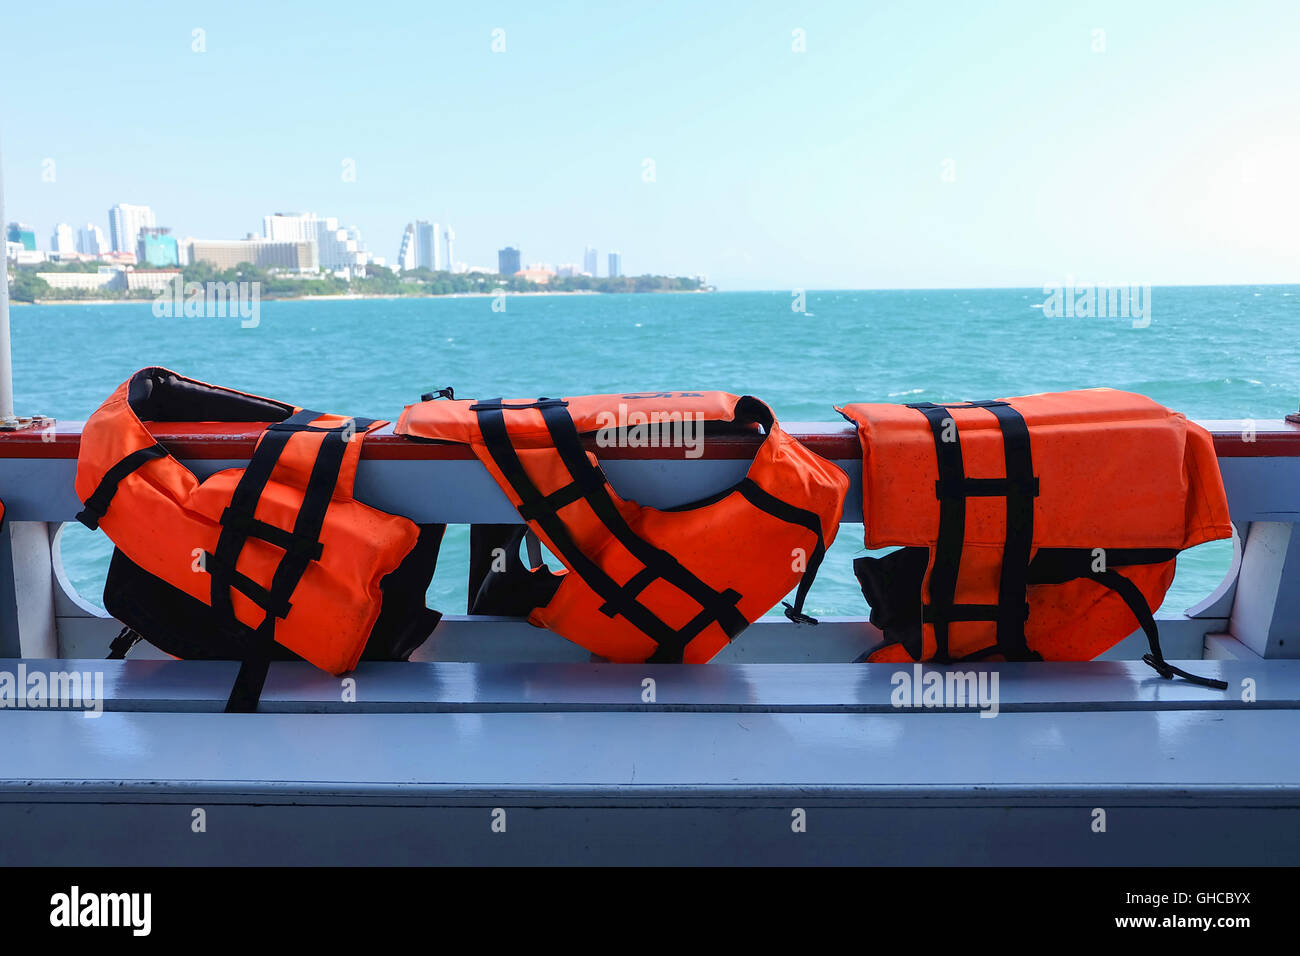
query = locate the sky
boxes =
[1,0,1298,289]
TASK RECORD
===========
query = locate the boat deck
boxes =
[1,418,1298,864]
[1,658,1297,864]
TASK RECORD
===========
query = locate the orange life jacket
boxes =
[76,368,443,709]
[836,389,1232,686]
[397,391,849,662]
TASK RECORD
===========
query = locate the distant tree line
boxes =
[6,259,705,303]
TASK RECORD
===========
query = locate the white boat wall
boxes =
[0,416,1296,865]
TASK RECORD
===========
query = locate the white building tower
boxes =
[76,223,109,255]
[50,223,77,256]
[108,203,156,254]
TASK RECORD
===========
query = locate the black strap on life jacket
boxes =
[904,401,1224,685]
[733,478,827,625]
[1028,548,1228,689]
[75,442,169,530]
[907,400,1042,663]
[1090,569,1228,689]
[210,410,374,712]
[471,397,751,662]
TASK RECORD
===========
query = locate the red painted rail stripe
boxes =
[2,420,1298,460]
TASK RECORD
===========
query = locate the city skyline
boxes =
[2,2,1299,288]
[8,197,636,280]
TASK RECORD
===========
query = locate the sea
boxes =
[10,286,1299,619]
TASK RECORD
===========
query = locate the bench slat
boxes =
[3,658,1292,713]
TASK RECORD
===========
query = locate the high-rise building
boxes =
[397,224,417,271]
[396,220,442,272]
[138,227,179,267]
[415,220,441,271]
[76,223,109,255]
[263,212,313,243]
[6,222,36,251]
[444,226,455,273]
[583,245,598,276]
[607,251,622,278]
[263,212,370,273]
[498,246,521,275]
[108,203,156,254]
[50,223,77,255]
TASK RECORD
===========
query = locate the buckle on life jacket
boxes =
[421,386,455,402]
[106,626,143,660]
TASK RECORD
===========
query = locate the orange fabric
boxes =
[398,392,848,662]
[76,369,420,674]
[399,391,752,447]
[836,388,1232,662]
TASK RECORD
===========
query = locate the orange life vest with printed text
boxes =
[397,391,849,663]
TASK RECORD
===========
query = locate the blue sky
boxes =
[2,0,1298,288]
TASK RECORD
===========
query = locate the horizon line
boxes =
[729,281,1300,292]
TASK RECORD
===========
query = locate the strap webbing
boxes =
[734,478,828,625]
[982,401,1038,661]
[1028,547,1179,583]
[76,443,168,530]
[472,398,746,663]
[208,413,308,626]
[201,551,293,619]
[907,400,1042,662]
[1087,569,1228,689]
[211,409,357,712]
[524,529,543,568]
[219,508,324,560]
[224,620,275,713]
[537,400,750,659]
[908,404,969,661]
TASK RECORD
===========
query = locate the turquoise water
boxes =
[11,286,1299,618]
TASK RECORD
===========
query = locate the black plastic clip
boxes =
[421,386,456,402]
[106,627,143,660]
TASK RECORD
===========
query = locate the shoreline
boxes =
[14,288,713,306]
[15,283,1294,307]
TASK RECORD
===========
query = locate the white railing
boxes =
[1,418,1298,662]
